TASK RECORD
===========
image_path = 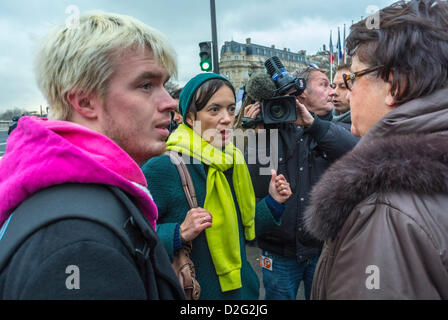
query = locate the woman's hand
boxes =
[268,169,292,204]
[180,207,213,242]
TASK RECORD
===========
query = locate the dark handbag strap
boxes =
[165,151,198,209]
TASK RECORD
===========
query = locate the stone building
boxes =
[219,38,309,89]
[306,46,331,72]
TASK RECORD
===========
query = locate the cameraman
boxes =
[244,66,358,300]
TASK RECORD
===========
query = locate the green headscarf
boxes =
[178,73,233,120]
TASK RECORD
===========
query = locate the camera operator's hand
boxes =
[268,169,292,204]
[244,103,264,130]
[294,99,315,128]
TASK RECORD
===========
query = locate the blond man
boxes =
[0,12,184,299]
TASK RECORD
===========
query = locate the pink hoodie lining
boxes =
[0,117,158,229]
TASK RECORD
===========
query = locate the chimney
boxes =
[246,38,251,44]
[271,45,275,49]
[323,44,326,51]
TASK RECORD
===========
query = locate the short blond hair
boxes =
[35,11,178,120]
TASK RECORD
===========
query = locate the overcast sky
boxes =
[0,0,396,113]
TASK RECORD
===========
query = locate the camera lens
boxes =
[270,105,286,119]
[261,96,297,125]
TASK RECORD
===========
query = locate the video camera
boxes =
[241,56,306,129]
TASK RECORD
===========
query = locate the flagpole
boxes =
[343,24,347,64]
[337,27,341,67]
[330,30,333,85]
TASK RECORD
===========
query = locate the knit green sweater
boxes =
[142,154,280,300]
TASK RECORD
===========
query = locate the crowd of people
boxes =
[0,0,447,300]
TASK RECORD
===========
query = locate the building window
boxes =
[227,56,230,61]
[226,72,230,78]
[235,56,238,61]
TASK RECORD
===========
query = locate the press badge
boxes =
[260,255,273,271]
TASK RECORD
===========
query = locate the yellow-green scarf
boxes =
[166,123,255,292]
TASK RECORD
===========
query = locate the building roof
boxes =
[221,40,307,63]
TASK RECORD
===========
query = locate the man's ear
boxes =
[66,89,100,120]
[297,90,307,104]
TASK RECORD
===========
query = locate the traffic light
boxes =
[199,41,212,72]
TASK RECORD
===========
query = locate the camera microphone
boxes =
[245,72,277,102]
[265,56,306,96]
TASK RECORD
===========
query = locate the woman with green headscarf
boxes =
[142,73,292,299]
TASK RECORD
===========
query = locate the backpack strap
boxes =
[0,184,135,272]
[0,183,185,299]
[165,151,198,209]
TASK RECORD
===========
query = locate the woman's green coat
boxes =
[142,154,280,300]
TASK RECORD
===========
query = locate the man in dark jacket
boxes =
[244,67,358,300]
[7,115,22,135]
[0,11,184,300]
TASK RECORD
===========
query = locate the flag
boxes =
[337,27,343,66]
[329,30,334,65]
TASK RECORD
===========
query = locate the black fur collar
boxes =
[303,132,448,241]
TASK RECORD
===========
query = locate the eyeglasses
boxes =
[342,65,384,91]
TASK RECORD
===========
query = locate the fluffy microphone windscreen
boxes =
[245,72,276,101]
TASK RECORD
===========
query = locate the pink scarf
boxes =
[0,117,158,230]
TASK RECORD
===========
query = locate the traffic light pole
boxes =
[210,0,219,74]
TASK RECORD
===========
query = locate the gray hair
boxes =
[293,66,326,93]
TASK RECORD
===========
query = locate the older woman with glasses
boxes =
[240,64,358,300]
[304,0,448,299]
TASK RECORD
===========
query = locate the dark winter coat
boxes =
[142,154,280,300]
[332,110,352,131]
[305,87,448,299]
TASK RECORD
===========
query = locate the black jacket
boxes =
[0,184,184,300]
[245,114,358,261]
[0,219,149,299]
